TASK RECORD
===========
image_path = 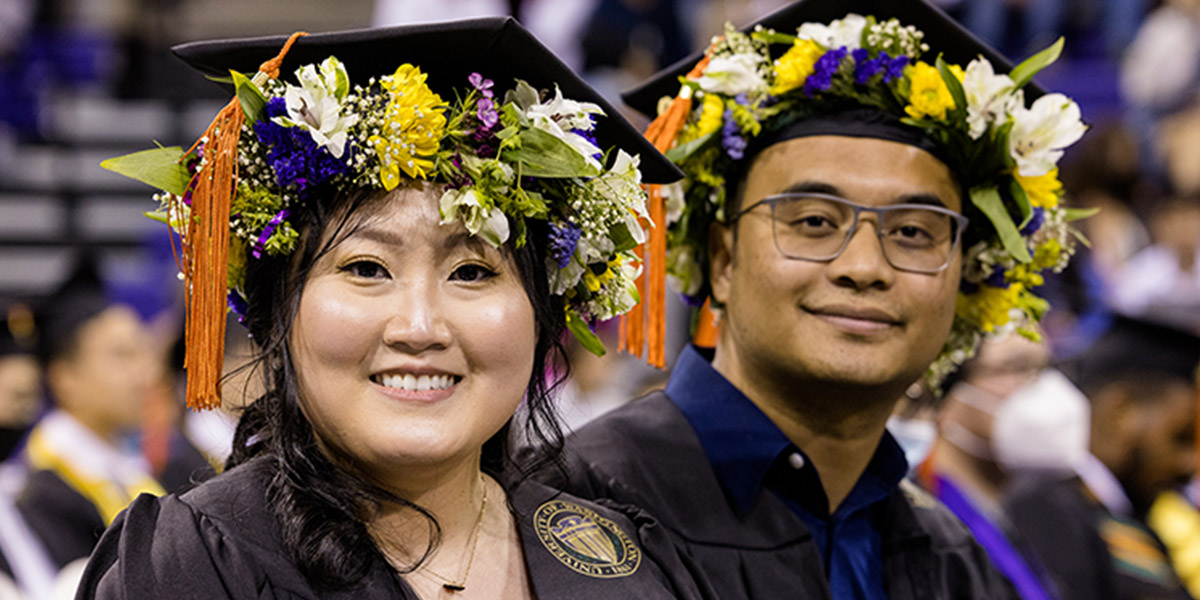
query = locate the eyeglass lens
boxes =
[769,195,962,272]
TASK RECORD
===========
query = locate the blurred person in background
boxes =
[1146,362,1200,600]
[0,305,55,600]
[1005,316,1200,600]
[1109,197,1200,334]
[16,258,163,573]
[919,333,1085,600]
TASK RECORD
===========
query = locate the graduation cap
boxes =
[172,17,682,184]
[36,257,112,365]
[621,0,1042,118]
[1061,315,1200,392]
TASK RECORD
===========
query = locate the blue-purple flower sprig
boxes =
[1020,206,1045,235]
[852,49,910,85]
[570,114,603,162]
[721,109,747,160]
[805,47,848,96]
[253,97,352,198]
[548,221,582,268]
[984,265,1010,288]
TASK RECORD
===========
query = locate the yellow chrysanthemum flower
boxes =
[956,283,1022,333]
[1032,238,1064,271]
[771,38,824,96]
[904,61,962,121]
[694,94,725,139]
[369,64,446,190]
[1015,168,1062,208]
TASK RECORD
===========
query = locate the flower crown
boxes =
[656,15,1092,385]
[105,43,648,408]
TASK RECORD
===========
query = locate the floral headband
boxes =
[639,15,1091,385]
[105,35,648,408]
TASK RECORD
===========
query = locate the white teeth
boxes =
[377,373,456,391]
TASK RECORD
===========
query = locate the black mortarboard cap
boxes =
[171,17,683,184]
[36,257,112,364]
[622,0,1044,118]
[1061,315,1200,391]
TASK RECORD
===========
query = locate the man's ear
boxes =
[708,221,735,306]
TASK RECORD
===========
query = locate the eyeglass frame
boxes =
[731,192,971,274]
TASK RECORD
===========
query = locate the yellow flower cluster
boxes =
[904,61,961,121]
[956,283,1022,333]
[694,94,725,139]
[1015,168,1062,208]
[771,38,824,96]
[369,64,447,190]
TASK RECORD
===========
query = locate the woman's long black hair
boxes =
[223,184,568,591]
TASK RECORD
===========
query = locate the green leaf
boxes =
[750,30,796,45]
[204,73,234,84]
[503,128,601,178]
[970,185,1031,262]
[664,132,716,163]
[1061,206,1100,221]
[935,55,967,120]
[610,222,638,252]
[566,309,606,356]
[1069,227,1093,248]
[232,70,268,124]
[143,209,171,225]
[102,147,191,196]
[1009,177,1032,226]
[1009,37,1063,90]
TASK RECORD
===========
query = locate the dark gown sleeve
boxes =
[75,493,276,600]
[17,470,107,569]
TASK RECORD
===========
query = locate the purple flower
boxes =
[227,290,248,322]
[252,209,290,259]
[469,72,494,98]
[1020,206,1045,235]
[549,221,582,268]
[253,97,352,198]
[680,292,705,308]
[804,47,847,96]
[985,265,1009,288]
[884,55,909,83]
[570,118,603,161]
[853,50,891,85]
[477,97,499,129]
[721,110,747,160]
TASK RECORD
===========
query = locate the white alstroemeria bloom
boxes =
[595,150,648,220]
[666,246,703,297]
[549,255,586,295]
[697,52,768,96]
[961,58,1020,139]
[438,187,511,247]
[797,14,867,50]
[273,57,359,158]
[526,87,606,171]
[661,181,685,226]
[1009,93,1087,177]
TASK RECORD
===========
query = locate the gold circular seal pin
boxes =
[533,500,641,578]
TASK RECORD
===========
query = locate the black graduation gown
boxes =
[17,469,107,569]
[75,456,708,599]
[547,392,1016,600]
[1004,475,1193,600]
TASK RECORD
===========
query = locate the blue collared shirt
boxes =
[666,345,908,600]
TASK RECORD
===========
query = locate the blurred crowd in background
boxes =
[0,0,1199,599]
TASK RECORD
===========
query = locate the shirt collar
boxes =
[666,345,793,513]
[666,345,910,516]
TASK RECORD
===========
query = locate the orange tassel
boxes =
[176,31,307,411]
[620,45,717,366]
[692,298,720,348]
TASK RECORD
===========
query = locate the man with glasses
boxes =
[540,0,1087,598]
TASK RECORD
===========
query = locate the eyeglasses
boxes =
[733,192,969,274]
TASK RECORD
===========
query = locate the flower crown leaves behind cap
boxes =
[102,18,682,410]
[620,0,1093,388]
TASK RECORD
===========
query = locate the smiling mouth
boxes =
[804,305,902,333]
[371,373,462,392]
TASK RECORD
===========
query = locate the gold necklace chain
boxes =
[417,480,490,592]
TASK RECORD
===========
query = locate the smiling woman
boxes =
[72,18,705,600]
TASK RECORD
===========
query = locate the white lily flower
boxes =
[797,14,867,50]
[1009,93,1087,177]
[595,150,648,219]
[697,52,768,96]
[274,57,358,158]
[548,255,586,295]
[961,58,1020,139]
[525,87,606,171]
[438,187,511,247]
